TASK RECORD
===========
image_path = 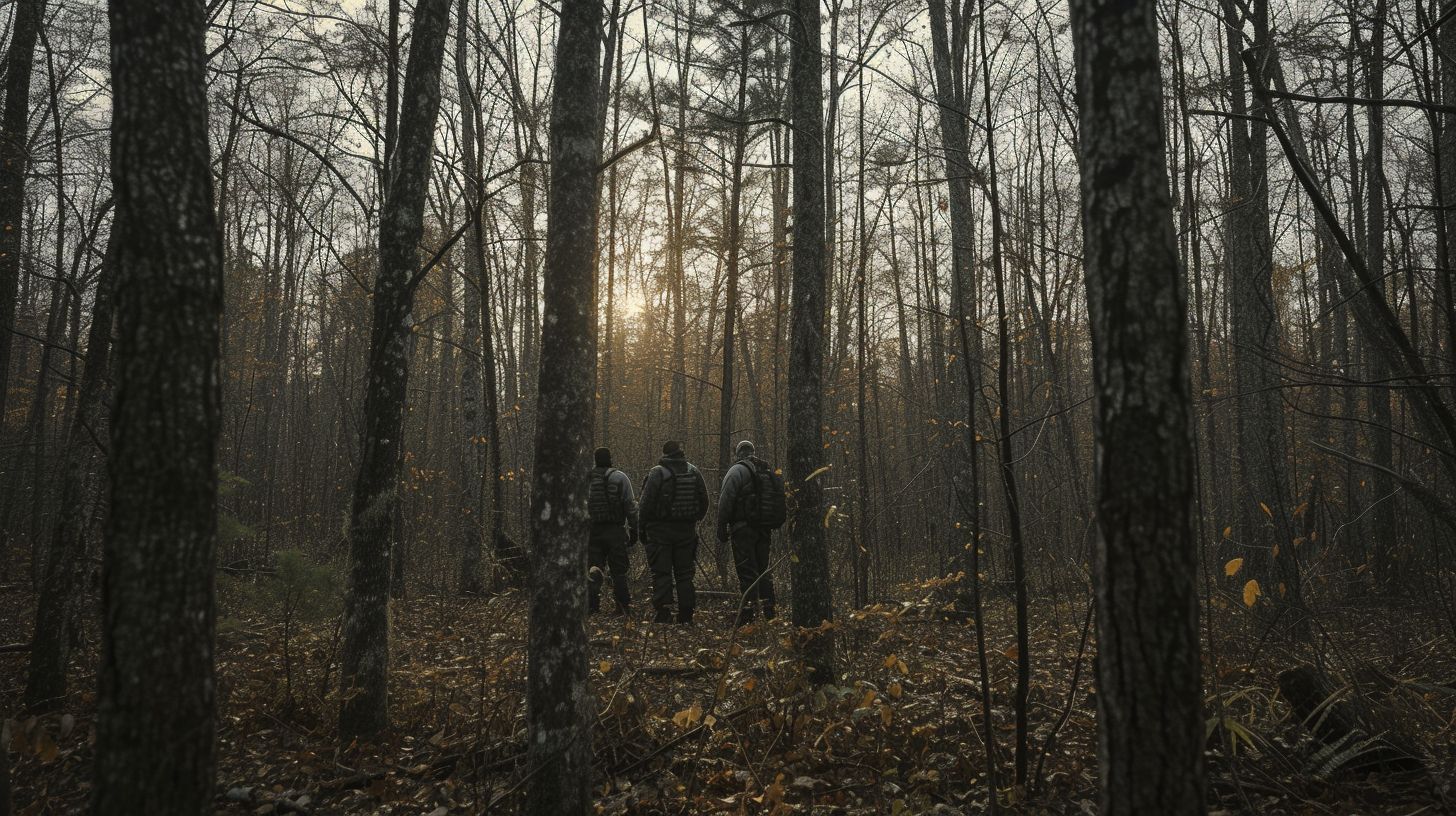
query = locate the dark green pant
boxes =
[588,529,631,612]
[731,525,776,621]
[645,524,697,622]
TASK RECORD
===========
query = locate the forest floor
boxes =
[2,573,1454,815]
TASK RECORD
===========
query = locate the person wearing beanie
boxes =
[585,446,638,615]
[717,439,780,625]
[638,440,709,624]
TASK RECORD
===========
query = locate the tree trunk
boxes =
[338,0,451,740]
[1068,0,1206,812]
[456,0,487,594]
[926,1,998,802]
[1439,0,1456,381]
[717,26,749,576]
[0,0,42,434]
[25,241,115,710]
[525,0,603,811]
[975,0,1031,781]
[1364,0,1398,589]
[1224,0,1304,628]
[94,0,223,810]
[787,0,835,685]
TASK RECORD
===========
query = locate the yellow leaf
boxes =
[879,704,893,726]
[1222,526,1233,539]
[1002,645,1019,661]
[598,660,612,674]
[1259,502,1272,518]
[743,676,758,692]
[883,654,898,670]
[888,682,903,699]
[1271,544,1280,559]
[805,465,833,481]
[34,730,58,764]
[1224,558,1244,577]
[1242,579,1261,607]
[672,703,703,728]
[859,690,877,709]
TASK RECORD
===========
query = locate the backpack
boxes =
[737,457,787,529]
[653,463,702,522]
[588,467,624,524]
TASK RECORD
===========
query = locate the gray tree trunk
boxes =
[787,0,835,685]
[525,0,604,811]
[1439,1,1456,380]
[93,0,224,810]
[25,241,115,710]
[1364,0,1398,588]
[0,0,42,435]
[1223,0,1303,625]
[1068,0,1207,812]
[338,0,452,740]
[455,0,487,594]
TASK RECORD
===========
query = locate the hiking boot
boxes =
[654,608,674,624]
[762,603,776,621]
[676,609,694,625]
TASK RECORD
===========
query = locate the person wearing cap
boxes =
[586,446,638,615]
[638,440,709,624]
[717,439,777,625]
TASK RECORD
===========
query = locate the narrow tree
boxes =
[1364,0,1397,587]
[25,240,114,709]
[524,0,604,810]
[93,0,224,810]
[0,0,43,431]
[338,0,452,739]
[1067,0,1206,812]
[926,0,998,799]
[787,0,835,684]
[456,0,488,594]
[1223,0,1303,626]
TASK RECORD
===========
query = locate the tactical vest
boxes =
[655,463,701,521]
[588,467,624,524]
[736,457,787,529]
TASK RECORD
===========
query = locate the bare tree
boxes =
[0,0,44,434]
[1068,0,1206,811]
[524,0,604,811]
[786,0,835,684]
[93,0,224,809]
[338,0,452,740]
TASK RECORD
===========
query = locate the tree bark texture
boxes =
[338,0,452,740]
[94,1,224,811]
[1068,0,1207,812]
[787,0,836,685]
[0,0,43,432]
[525,0,603,811]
